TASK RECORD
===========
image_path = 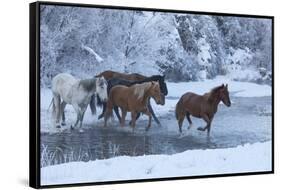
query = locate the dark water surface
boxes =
[41,96,272,167]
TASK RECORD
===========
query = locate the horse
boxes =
[95,70,147,81]
[175,84,231,136]
[94,74,168,126]
[104,81,165,131]
[51,73,108,129]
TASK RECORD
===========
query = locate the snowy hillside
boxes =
[41,141,272,185]
[40,5,272,87]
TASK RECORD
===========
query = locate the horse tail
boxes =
[52,97,56,119]
[89,95,96,115]
[175,97,185,121]
[48,98,54,111]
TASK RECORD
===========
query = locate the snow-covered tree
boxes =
[40,5,272,87]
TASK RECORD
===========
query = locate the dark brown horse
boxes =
[104,81,164,131]
[175,84,231,135]
[96,70,146,81]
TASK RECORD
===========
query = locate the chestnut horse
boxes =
[96,70,146,81]
[104,82,164,131]
[175,84,231,136]
[96,75,168,122]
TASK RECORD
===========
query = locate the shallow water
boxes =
[41,96,272,167]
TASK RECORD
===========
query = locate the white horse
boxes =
[51,73,108,129]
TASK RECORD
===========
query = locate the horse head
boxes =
[150,81,165,105]
[219,84,231,107]
[152,75,168,96]
[95,76,108,102]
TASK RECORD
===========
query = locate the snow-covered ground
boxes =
[41,141,272,185]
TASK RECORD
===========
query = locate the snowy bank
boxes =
[167,76,271,98]
[41,141,272,185]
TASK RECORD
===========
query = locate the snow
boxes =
[224,48,263,82]
[41,141,272,185]
[81,45,104,63]
[197,36,211,67]
[166,76,271,98]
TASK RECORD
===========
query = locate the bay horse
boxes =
[104,81,165,131]
[51,73,108,129]
[95,70,146,81]
[175,84,231,136]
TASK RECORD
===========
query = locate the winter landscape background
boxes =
[39,5,272,186]
[40,5,272,87]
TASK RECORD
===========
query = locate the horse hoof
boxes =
[61,122,66,126]
[56,125,61,128]
[197,127,205,131]
[188,124,194,129]
[70,125,74,130]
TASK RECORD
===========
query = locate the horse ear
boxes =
[225,84,228,89]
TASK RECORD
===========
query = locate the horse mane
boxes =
[205,85,224,101]
[79,78,96,92]
[133,82,152,100]
[129,75,162,86]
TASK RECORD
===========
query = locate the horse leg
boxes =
[178,116,184,133]
[197,114,211,135]
[71,113,80,130]
[129,112,141,126]
[130,111,137,132]
[186,113,193,129]
[104,100,113,127]
[71,104,80,129]
[61,101,67,126]
[98,102,107,120]
[79,106,87,129]
[120,108,127,128]
[78,112,85,129]
[53,94,61,128]
[147,101,161,127]
[143,109,152,131]
[206,117,213,136]
[207,122,212,136]
[114,106,122,123]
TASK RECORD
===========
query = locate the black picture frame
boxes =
[30,1,274,189]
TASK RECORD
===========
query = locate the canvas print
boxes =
[38,3,273,186]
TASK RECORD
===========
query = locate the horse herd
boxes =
[51,70,231,136]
